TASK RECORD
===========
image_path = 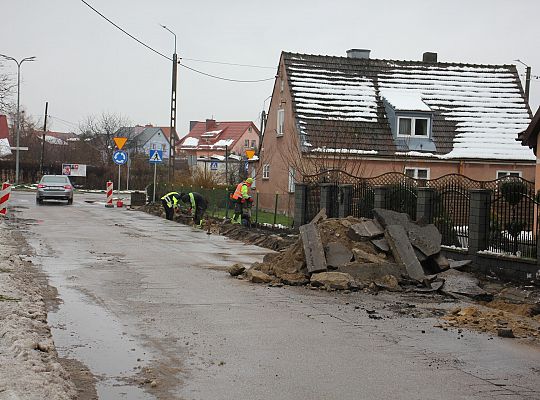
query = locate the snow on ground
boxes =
[0,221,77,399]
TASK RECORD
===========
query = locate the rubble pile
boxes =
[241,209,490,299]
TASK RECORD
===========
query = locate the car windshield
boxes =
[41,176,69,184]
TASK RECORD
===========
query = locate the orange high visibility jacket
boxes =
[232,182,250,200]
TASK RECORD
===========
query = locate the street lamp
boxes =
[514,59,531,104]
[161,25,178,183]
[0,54,36,184]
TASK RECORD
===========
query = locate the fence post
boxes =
[416,187,436,223]
[468,189,491,254]
[273,192,279,226]
[320,183,335,217]
[373,185,388,210]
[294,183,307,228]
[338,184,353,218]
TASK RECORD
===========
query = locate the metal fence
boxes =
[302,170,539,257]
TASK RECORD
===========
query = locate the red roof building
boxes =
[177,119,260,164]
[0,115,9,140]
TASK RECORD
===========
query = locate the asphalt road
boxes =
[9,190,540,400]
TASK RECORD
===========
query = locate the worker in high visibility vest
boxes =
[180,192,208,228]
[161,191,181,220]
[231,177,253,224]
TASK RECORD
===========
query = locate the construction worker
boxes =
[161,191,181,220]
[231,177,253,224]
[180,192,208,227]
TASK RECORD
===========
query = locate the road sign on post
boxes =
[149,149,163,204]
[149,149,163,163]
[113,150,128,165]
[113,137,128,150]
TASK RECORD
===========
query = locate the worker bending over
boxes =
[180,192,208,228]
[161,191,181,220]
[231,177,253,224]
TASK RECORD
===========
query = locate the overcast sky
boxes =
[2,0,539,137]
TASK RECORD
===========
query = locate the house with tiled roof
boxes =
[177,119,260,166]
[257,49,535,211]
[33,130,78,146]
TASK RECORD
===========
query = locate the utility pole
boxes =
[161,25,178,183]
[515,59,532,104]
[40,102,48,175]
[259,110,266,153]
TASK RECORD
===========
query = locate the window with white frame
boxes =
[250,168,256,188]
[398,116,430,137]
[263,164,270,179]
[288,167,295,193]
[277,109,285,136]
[244,139,249,147]
[251,140,256,148]
[161,144,166,151]
[151,143,156,150]
[497,170,522,179]
[404,167,429,179]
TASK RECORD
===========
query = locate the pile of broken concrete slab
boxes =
[231,208,491,300]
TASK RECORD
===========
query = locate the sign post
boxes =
[149,149,163,203]
[113,150,128,196]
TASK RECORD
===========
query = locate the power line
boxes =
[80,0,274,83]
[182,58,274,69]
[180,64,274,83]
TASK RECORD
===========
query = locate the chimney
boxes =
[205,119,217,131]
[346,49,370,59]
[423,52,438,63]
[189,120,198,131]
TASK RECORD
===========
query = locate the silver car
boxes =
[36,175,74,205]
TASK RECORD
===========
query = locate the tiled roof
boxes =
[283,52,534,161]
[179,121,259,151]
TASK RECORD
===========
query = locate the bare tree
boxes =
[78,112,130,165]
[0,61,15,114]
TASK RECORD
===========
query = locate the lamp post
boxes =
[514,59,531,104]
[161,25,178,183]
[0,54,36,184]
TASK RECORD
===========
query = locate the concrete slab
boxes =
[325,242,353,269]
[299,223,327,274]
[371,238,390,253]
[439,269,492,300]
[348,220,384,241]
[385,225,425,282]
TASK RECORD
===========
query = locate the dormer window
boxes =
[398,116,429,137]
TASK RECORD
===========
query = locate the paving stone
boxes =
[385,224,426,282]
[371,238,390,253]
[439,269,492,300]
[348,220,384,241]
[325,242,353,269]
[299,223,327,274]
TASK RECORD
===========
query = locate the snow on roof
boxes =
[201,129,223,137]
[182,137,199,147]
[312,147,378,155]
[229,154,242,160]
[283,53,534,161]
[0,138,11,157]
[210,154,225,161]
[380,89,432,112]
[213,139,235,148]
[44,136,67,145]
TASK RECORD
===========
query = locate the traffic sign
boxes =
[113,150,128,165]
[149,149,163,163]
[210,161,218,170]
[113,137,128,150]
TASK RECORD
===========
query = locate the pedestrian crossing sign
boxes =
[149,149,163,163]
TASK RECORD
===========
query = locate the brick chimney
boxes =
[423,52,438,63]
[205,119,217,131]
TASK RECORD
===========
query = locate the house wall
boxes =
[231,125,259,155]
[256,58,298,213]
[536,133,540,194]
[142,131,170,158]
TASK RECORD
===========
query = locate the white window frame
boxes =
[397,116,430,137]
[251,139,256,148]
[404,167,430,180]
[288,167,295,193]
[244,139,249,147]
[496,170,522,179]
[277,109,285,136]
[263,164,270,179]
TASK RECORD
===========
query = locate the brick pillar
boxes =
[416,187,436,223]
[469,189,491,253]
[339,184,353,218]
[294,183,307,228]
[320,183,335,218]
[373,186,388,210]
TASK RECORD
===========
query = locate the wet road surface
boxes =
[9,190,540,399]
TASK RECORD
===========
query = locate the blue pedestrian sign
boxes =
[113,150,128,165]
[149,149,163,163]
[210,161,218,170]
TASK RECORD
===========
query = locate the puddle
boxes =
[49,284,155,399]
